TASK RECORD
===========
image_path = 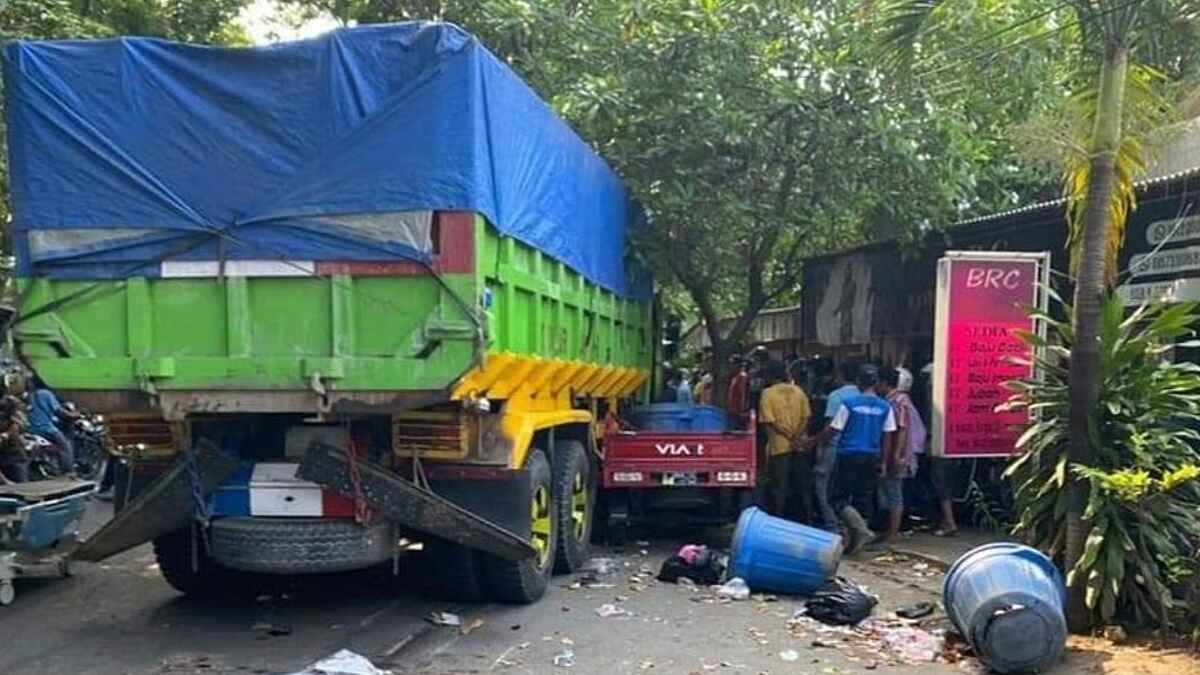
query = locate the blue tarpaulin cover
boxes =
[4,22,648,298]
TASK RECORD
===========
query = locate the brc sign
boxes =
[932,252,1048,458]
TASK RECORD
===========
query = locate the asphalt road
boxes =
[5,502,1195,675]
[2,501,959,675]
[1,502,453,675]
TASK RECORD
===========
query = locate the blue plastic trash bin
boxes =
[630,404,728,432]
[943,543,1067,674]
[729,506,842,595]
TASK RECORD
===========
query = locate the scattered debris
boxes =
[676,576,696,588]
[426,612,463,627]
[778,650,800,662]
[287,649,392,675]
[811,639,838,649]
[880,626,943,663]
[716,577,751,601]
[803,577,877,625]
[595,603,632,618]
[1104,625,1128,645]
[638,660,655,669]
[788,614,957,668]
[896,601,935,620]
[658,545,728,586]
[461,618,485,636]
[553,650,576,668]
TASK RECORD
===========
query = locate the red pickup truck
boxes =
[600,408,757,544]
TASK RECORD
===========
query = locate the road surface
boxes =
[3,503,1196,675]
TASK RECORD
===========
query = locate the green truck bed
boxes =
[15,213,652,416]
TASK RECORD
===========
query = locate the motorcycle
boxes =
[20,403,110,482]
[62,404,109,480]
[25,433,62,481]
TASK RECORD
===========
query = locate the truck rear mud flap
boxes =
[72,442,240,562]
[298,442,536,562]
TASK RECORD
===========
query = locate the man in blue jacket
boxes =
[807,364,896,554]
[28,377,79,477]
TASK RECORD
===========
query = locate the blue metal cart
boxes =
[0,479,96,606]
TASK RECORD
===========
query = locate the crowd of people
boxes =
[667,350,960,554]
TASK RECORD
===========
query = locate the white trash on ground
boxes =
[595,603,631,618]
[716,577,750,601]
[287,649,392,675]
[426,611,462,627]
[553,649,576,668]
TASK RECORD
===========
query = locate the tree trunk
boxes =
[710,340,733,411]
[1065,45,1128,634]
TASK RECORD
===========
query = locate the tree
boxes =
[273,0,1060,399]
[877,0,1200,632]
[69,1,252,44]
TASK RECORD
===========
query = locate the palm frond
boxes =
[870,0,947,75]
[1062,61,1169,286]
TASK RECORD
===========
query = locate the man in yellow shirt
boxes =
[758,361,812,520]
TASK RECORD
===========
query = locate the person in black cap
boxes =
[807,363,896,554]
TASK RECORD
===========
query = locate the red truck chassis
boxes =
[599,415,757,542]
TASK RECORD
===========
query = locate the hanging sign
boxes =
[932,252,1049,458]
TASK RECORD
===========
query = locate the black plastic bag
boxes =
[803,577,878,625]
[657,548,726,585]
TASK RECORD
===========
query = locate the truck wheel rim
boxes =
[531,485,552,567]
[571,471,588,541]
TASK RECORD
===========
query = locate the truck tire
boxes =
[209,517,394,574]
[153,527,238,597]
[420,538,485,602]
[553,440,594,573]
[481,449,556,604]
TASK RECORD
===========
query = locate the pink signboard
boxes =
[933,254,1045,458]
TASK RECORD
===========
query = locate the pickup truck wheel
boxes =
[553,441,594,573]
[482,450,556,604]
[153,527,237,597]
[420,538,485,601]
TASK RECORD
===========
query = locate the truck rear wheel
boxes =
[553,440,594,573]
[481,449,556,604]
[153,526,237,597]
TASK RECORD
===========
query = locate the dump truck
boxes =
[3,23,652,604]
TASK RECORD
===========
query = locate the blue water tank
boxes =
[729,506,842,595]
[943,543,1067,674]
[630,404,728,432]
